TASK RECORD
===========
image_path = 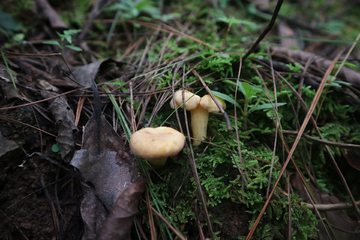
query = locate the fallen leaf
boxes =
[342,148,360,171]
[41,90,77,162]
[293,174,360,240]
[97,178,146,240]
[80,185,108,240]
[67,58,127,88]
[69,58,145,239]
[0,133,19,158]
[71,114,143,209]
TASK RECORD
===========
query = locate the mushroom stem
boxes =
[148,157,167,169]
[191,104,209,146]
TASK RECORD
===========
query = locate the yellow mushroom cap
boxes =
[130,127,185,160]
[170,90,200,111]
[200,95,226,113]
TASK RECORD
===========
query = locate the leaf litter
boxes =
[69,58,146,239]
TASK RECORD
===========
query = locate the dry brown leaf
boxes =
[69,58,145,239]
[41,90,77,162]
[342,148,360,171]
[0,133,19,158]
[80,185,108,240]
[293,174,360,240]
[67,58,127,88]
[71,114,143,209]
[97,178,146,240]
[71,113,145,239]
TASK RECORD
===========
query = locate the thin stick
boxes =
[0,87,81,110]
[192,69,232,131]
[246,51,341,240]
[129,82,135,133]
[0,115,56,138]
[0,209,30,240]
[149,205,186,240]
[282,130,360,149]
[242,0,284,61]
[286,174,293,240]
[194,200,206,240]
[305,200,360,211]
[234,57,246,185]
[146,189,157,240]
[181,72,215,239]
[266,49,279,199]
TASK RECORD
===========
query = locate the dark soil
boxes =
[0,103,83,239]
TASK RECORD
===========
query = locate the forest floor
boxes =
[1,0,360,239]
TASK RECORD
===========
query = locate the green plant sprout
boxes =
[43,29,82,55]
[51,143,62,160]
[286,62,302,73]
[237,82,262,131]
[325,75,352,88]
[216,16,257,50]
[1,49,17,89]
[216,16,257,27]
[223,80,286,131]
[105,0,181,42]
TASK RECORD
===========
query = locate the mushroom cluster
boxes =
[170,90,226,146]
[130,127,185,169]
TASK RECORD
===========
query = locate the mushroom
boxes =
[130,127,185,169]
[170,89,201,144]
[170,89,201,111]
[191,94,226,146]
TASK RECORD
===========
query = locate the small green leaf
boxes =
[332,80,352,86]
[106,3,129,11]
[212,90,242,110]
[56,31,64,40]
[135,1,153,11]
[65,45,82,51]
[238,81,262,99]
[249,103,286,113]
[64,35,72,44]
[1,49,16,89]
[13,33,25,43]
[343,62,358,70]
[43,40,61,47]
[216,16,256,26]
[52,143,60,153]
[63,29,82,36]
[286,62,302,73]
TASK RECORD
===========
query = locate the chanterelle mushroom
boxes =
[191,94,226,146]
[170,89,203,145]
[130,127,185,169]
[170,89,200,111]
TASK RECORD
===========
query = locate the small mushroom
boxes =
[130,127,185,169]
[170,89,201,144]
[191,94,226,146]
[170,89,201,111]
